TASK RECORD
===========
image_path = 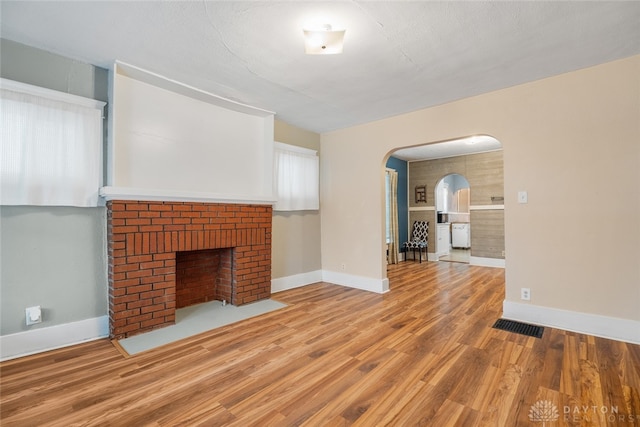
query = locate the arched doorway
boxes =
[384,135,505,269]
[435,173,470,263]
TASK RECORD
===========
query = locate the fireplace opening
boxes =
[176,248,234,308]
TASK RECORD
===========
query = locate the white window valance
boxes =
[1,78,105,207]
[273,141,319,211]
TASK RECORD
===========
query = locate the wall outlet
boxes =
[501,250,505,257]
[340,263,346,271]
[26,306,42,325]
[520,288,531,301]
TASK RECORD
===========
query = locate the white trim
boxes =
[100,186,276,205]
[274,141,317,156]
[115,61,273,117]
[428,252,439,262]
[404,251,429,262]
[470,256,505,268]
[409,206,436,211]
[322,270,389,294]
[271,270,323,293]
[470,205,504,210]
[0,316,109,361]
[502,301,640,345]
[427,254,505,267]
[435,250,450,259]
[0,77,106,110]
[409,205,503,212]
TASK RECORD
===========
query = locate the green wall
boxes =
[0,39,109,335]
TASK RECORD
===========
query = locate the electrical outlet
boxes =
[520,288,531,301]
[340,263,346,271]
[501,250,505,257]
[26,306,42,325]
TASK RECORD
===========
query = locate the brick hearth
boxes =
[107,200,272,339]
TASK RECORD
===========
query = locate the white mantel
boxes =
[100,186,276,205]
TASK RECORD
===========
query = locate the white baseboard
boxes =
[403,251,428,262]
[271,270,323,293]
[470,256,505,268]
[322,270,389,294]
[503,301,640,344]
[425,253,504,267]
[0,315,109,361]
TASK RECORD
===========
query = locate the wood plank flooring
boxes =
[2,262,639,426]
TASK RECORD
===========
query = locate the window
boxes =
[273,142,319,211]
[1,78,105,207]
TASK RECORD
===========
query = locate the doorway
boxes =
[435,173,470,264]
[385,135,504,270]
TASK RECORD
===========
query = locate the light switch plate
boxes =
[518,191,528,204]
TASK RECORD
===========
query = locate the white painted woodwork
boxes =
[108,63,275,202]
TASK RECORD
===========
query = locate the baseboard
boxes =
[470,256,505,268]
[0,315,109,361]
[322,270,389,294]
[271,270,323,293]
[502,301,640,344]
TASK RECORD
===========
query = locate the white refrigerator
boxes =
[451,223,470,248]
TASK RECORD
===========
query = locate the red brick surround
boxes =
[107,200,272,339]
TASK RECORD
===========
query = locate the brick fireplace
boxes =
[107,200,272,339]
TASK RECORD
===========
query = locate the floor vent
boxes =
[492,319,544,338]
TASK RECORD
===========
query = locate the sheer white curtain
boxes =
[386,169,400,264]
[1,79,105,207]
[273,142,319,211]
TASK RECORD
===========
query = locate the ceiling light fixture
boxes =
[303,24,346,55]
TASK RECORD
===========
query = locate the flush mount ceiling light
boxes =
[303,24,346,55]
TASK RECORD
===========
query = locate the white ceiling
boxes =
[2,1,639,137]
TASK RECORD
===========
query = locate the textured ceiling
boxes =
[1,1,639,135]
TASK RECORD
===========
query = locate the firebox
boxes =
[175,248,233,308]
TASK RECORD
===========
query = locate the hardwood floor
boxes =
[2,262,639,426]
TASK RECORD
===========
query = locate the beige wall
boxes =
[272,120,322,279]
[321,55,639,322]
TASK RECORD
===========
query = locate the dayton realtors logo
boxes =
[529,400,639,424]
[529,400,559,426]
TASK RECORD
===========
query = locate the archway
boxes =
[435,173,470,263]
[384,135,505,270]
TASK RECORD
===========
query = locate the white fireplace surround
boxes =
[100,186,276,205]
[108,61,276,204]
